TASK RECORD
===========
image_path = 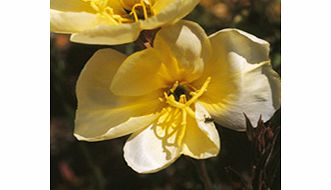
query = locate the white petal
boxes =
[124,123,181,173]
[198,29,280,131]
[213,60,280,131]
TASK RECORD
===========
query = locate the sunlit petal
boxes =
[182,103,220,159]
[140,0,199,30]
[111,48,168,96]
[50,0,199,45]
[198,29,280,131]
[70,23,141,45]
[50,0,94,12]
[124,123,181,173]
[75,49,163,141]
[51,10,98,33]
[153,20,211,82]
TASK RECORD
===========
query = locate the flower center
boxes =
[155,77,211,150]
[159,77,211,119]
[82,0,155,24]
[170,83,193,102]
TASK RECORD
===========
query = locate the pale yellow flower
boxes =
[50,0,199,45]
[74,21,281,173]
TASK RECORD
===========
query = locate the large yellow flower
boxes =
[74,21,281,173]
[50,0,199,45]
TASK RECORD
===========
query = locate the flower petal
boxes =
[51,10,98,33]
[108,0,126,14]
[181,103,220,159]
[198,29,280,131]
[123,123,181,173]
[212,29,270,63]
[75,49,163,141]
[70,23,141,45]
[141,0,198,30]
[110,48,168,96]
[140,0,179,29]
[153,20,211,82]
[51,0,93,12]
[173,0,200,23]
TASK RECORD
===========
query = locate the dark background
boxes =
[51,0,281,189]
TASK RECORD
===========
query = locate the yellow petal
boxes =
[51,0,93,12]
[70,23,141,45]
[181,103,220,159]
[123,123,181,173]
[110,48,168,96]
[107,0,125,14]
[140,0,180,29]
[51,10,98,33]
[153,0,178,13]
[119,0,140,10]
[153,20,211,82]
[172,0,200,23]
[141,0,199,29]
[197,29,280,131]
[74,49,163,141]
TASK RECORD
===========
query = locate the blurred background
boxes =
[51,0,281,189]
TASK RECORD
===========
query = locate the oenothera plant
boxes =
[74,21,280,173]
[50,0,199,45]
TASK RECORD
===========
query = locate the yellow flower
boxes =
[74,21,281,173]
[50,0,199,45]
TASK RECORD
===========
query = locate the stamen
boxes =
[141,0,149,19]
[176,109,187,146]
[130,8,139,22]
[156,77,212,153]
[184,107,196,118]
[185,77,211,106]
[163,77,212,109]
[145,0,156,15]
[156,77,211,149]
[155,80,208,154]
[165,94,186,109]
[189,91,196,96]
[179,94,187,104]
[128,0,155,22]
[82,0,155,24]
